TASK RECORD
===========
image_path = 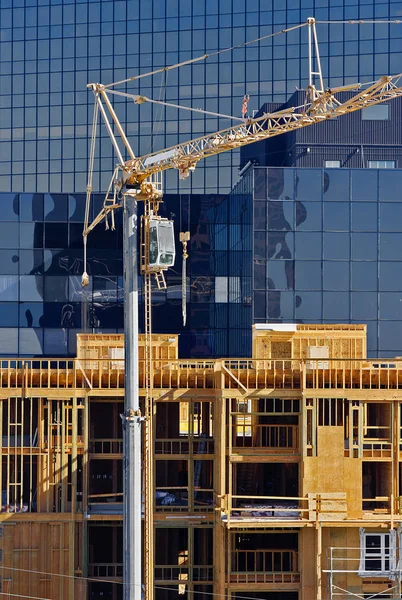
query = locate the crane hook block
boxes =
[81,272,89,287]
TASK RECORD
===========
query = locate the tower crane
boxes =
[81,17,402,600]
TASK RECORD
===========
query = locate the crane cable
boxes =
[82,95,99,287]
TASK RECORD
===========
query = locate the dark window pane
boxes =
[69,223,84,249]
[380,292,402,319]
[351,203,377,231]
[44,223,68,249]
[69,194,86,221]
[44,302,81,328]
[0,276,18,301]
[44,328,69,355]
[0,329,18,355]
[20,275,43,301]
[254,232,266,260]
[0,194,19,221]
[43,249,71,274]
[351,233,377,260]
[44,276,69,302]
[19,303,44,327]
[352,262,377,291]
[323,169,350,201]
[268,201,293,230]
[351,170,378,202]
[380,234,402,260]
[267,168,294,200]
[0,303,18,326]
[253,169,266,199]
[380,203,402,231]
[19,193,44,221]
[267,260,294,290]
[295,232,321,259]
[379,170,402,202]
[351,292,377,320]
[323,262,349,290]
[0,250,19,275]
[253,290,266,319]
[267,232,293,259]
[324,233,350,260]
[295,291,322,320]
[254,202,266,229]
[323,291,350,319]
[380,262,402,291]
[44,194,68,221]
[19,329,44,355]
[296,201,322,230]
[379,321,402,352]
[20,223,44,249]
[0,223,19,249]
[20,250,44,275]
[267,290,293,320]
[295,261,321,290]
[323,202,350,230]
[253,261,266,290]
[295,169,322,201]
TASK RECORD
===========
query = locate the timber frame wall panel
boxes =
[0,327,402,599]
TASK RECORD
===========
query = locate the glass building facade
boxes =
[0,191,237,358]
[1,0,402,196]
[225,165,402,358]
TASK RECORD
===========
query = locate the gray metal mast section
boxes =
[83,85,141,600]
[122,194,142,600]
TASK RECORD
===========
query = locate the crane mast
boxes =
[81,17,402,600]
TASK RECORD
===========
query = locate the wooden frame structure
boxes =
[2,326,402,599]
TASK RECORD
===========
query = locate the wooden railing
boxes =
[230,549,299,584]
[226,493,348,523]
[88,563,123,578]
[232,423,299,452]
[0,357,402,392]
[155,438,214,455]
[154,565,213,582]
[155,487,214,512]
[89,438,123,454]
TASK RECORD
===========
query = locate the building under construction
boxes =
[2,323,402,599]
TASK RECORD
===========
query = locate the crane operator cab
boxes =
[148,218,176,269]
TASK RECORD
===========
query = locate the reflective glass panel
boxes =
[323,291,350,319]
[323,262,349,290]
[323,169,350,201]
[351,170,378,202]
[324,233,350,260]
[351,233,377,261]
[44,194,68,221]
[379,170,402,202]
[295,291,322,320]
[323,202,350,231]
[20,193,44,221]
[295,201,322,230]
[295,169,322,201]
[0,223,19,248]
[351,292,377,320]
[0,250,19,275]
[351,203,378,231]
[295,261,321,290]
[351,262,378,291]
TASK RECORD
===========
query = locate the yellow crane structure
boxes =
[81,17,402,600]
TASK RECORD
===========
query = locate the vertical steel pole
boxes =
[122,194,142,600]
